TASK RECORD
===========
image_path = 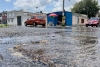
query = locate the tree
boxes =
[40,11,43,13]
[71,0,100,18]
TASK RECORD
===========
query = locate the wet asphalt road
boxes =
[0,26,100,67]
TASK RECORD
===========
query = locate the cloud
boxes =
[5,0,11,2]
[52,0,73,12]
[74,0,81,2]
[52,6,73,12]
[13,0,81,13]
[13,0,53,12]
[98,0,100,5]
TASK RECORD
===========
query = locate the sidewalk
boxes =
[47,25,76,29]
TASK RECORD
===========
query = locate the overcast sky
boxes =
[0,0,100,13]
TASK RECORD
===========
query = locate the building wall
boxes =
[78,17,88,25]
[72,16,77,25]
[47,11,72,26]
[65,12,72,26]
[47,11,62,26]
[72,13,88,25]
[7,10,32,26]
[8,18,17,25]
[7,10,47,26]
[7,10,21,26]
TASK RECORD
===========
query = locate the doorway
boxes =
[57,15,62,25]
[17,16,22,26]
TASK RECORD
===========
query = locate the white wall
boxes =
[72,16,78,25]
[7,10,47,26]
[7,18,17,25]
[72,13,88,25]
[7,10,28,26]
[22,15,29,26]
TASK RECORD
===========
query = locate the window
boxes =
[11,18,13,22]
[81,19,84,23]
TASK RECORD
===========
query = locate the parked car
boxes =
[24,16,46,27]
[86,17,100,27]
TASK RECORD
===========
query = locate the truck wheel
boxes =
[33,23,37,27]
[24,22,27,26]
[42,24,45,27]
[86,25,88,27]
[96,25,98,27]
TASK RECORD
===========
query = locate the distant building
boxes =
[7,9,34,26]
[47,11,88,26]
[0,11,7,24]
[7,9,47,26]
[72,13,88,26]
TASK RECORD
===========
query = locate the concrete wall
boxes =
[7,10,47,26]
[7,10,32,26]
[8,18,17,25]
[72,13,88,26]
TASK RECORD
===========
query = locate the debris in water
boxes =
[0,54,3,61]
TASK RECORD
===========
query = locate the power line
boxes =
[35,0,57,9]
[26,0,56,12]
[28,0,72,12]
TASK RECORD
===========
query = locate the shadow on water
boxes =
[72,27,98,54]
[65,26,97,32]
[54,26,99,66]
[71,27,99,66]
[0,26,99,67]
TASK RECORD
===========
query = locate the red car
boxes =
[86,17,100,27]
[24,16,46,27]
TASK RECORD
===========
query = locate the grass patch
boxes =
[0,24,9,28]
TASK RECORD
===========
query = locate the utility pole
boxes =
[62,0,64,16]
[62,0,65,26]
[62,0,70,26]
[62,0,70,16]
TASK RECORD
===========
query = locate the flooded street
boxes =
[0,26,100,67]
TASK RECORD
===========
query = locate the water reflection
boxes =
[71,27,98,67]
[1,26,100,67]
[72,26,97,32]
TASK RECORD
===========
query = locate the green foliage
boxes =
[50,16,54,18]
[61,22,66,26]
[71,0,100,18]
[0,24,9,28]
[62,16,65,20]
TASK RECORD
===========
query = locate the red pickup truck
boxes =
[24,16,46,27]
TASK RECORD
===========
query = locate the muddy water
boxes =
[0,26,100,67]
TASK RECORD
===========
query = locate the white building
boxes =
[7,10,33,26]
[72,13,88,26]
[7,10,47,26]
